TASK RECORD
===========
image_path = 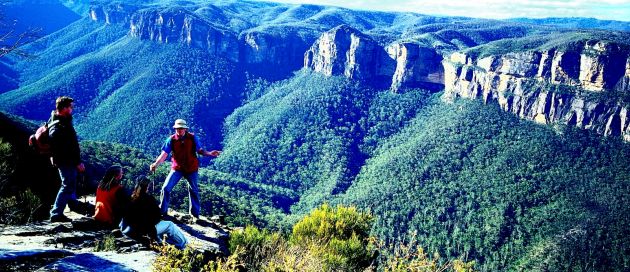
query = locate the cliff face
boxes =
[242,30,315,79]
[304,25,395,86]
[89,3,136,25]
[304,25,444,91]
[89,3,314,77]
[387,42,444,91]
[444,40,630,140]
[127,8,240,62]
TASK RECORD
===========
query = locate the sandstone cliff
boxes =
[241,29,316,79]
[89,3,136,25]
[387,42,444,91]
[304,25,394,85]
[89,3,315,78]
[304,25,444,91]
[127,8,240,62]
[443,40,630,140]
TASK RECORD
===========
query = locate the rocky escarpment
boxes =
[89,3,137,25]
[89,3,315,78]
[387,42,444,91]
[304,25,444,91]
[443,40,630,140]
[127,8,240,62]
[0,204,231,271]
[242,29,316,79]
[304,25,394,86]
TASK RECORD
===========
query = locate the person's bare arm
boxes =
[150,151,168,172]
[199,149,221,157]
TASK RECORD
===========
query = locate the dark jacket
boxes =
[120,193,161,240]
[48,111,81,166]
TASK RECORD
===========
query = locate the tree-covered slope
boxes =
[214,71,432,217]
[335,99,630,271]
[214,70,630,270]
[0,18,243,152]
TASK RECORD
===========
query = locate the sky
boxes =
[255,0,630,22]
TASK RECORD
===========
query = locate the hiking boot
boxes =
[50,214,72,223]
[162,214,177,222]
[110,228,123,237]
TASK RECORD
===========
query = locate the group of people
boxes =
[46,96,221,249]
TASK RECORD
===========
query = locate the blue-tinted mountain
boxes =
[508,17,630,32]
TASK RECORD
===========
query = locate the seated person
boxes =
[120,176,188,249]
[93,165,128,227]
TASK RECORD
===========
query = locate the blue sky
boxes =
[256,0,630,22]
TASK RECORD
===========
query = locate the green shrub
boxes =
[153,244,242,272]
[0,138,14,191]
[153,244,207,272]
[0,189,42,224]
[291,203,373,244]
[290,204,376,271]
[228,225,283,270]
[94,234,117,252]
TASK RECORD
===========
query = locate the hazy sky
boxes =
[256,0,630,22]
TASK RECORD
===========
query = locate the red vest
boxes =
[171,132,199,173]
[94,184,123,224]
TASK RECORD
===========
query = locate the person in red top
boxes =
[149,119,220,222]
[94,165,129,227]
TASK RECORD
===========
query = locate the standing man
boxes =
[49,96,85,222]
[150,119,221,221]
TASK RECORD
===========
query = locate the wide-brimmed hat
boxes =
[173,119,189,129]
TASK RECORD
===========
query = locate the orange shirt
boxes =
[94,184,124,225]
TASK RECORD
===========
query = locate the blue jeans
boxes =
[50,165,79,217]
[156,220,188,249]
[160,170,200,217]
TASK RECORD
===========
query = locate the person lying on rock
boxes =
[93,165,129,227]
[119,176,188,249]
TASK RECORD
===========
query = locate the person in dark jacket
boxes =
[120,176,188,249]
[149,119,220,222]
[49,96,85,222]
[94,165,128,227]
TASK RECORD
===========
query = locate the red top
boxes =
[94,184,124,225]
[170,132,199,173]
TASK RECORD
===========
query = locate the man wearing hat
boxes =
[149,119,221,221]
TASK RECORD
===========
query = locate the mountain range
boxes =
[2,0,630,270]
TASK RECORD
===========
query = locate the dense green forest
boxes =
[3,52,630,272]
[211,71,630,270]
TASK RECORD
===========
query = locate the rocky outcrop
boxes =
[0,202,231,271]
[128,8,240,62]
[89,3,315,78]
[89,3,137,25]
[444,40,630,140]
[304,26,445,91]
[304,25,395,87]
[387,42,444,92]
[241,30,315,79]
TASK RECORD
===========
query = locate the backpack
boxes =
[28,120,59,156]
